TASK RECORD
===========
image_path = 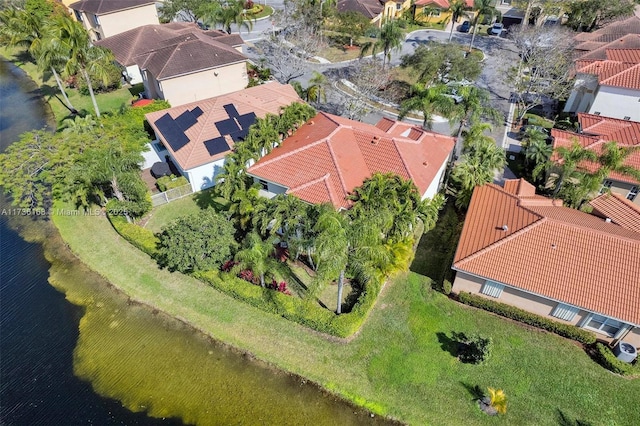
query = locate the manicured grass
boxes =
[143,196,203,233]
[0,46,134,127]
[245,4,273,20]
[54,206,640,425]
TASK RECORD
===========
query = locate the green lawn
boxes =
[143,189,228,233]
[0,46,134,127]
[245,4,273,20]
[54,206,640,425]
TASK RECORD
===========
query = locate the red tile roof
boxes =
[589,193,640,232]
[550,114,640,185]
[573,16,640,46]
[145,83,302,171]
[454,180,640,325]
[578,34,640,61]
[246,112,455,208]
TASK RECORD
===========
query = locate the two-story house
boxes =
[68,0,159,41]
[337,0,412,27]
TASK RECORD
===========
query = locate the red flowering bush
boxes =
[269,279,292,295]
[244,0,254,9]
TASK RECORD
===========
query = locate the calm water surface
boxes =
[0,60,391,425]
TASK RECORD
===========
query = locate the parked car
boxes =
[490,22,504,35]
[459,21,471,33]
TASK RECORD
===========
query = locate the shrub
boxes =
[457,292,597,345]
[593,343,640,376]
[157,175,189,192]
[453,332,492,364]
[108,214,159,257]
[442,279,452,295]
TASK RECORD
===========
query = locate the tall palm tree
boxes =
[596,142,640,183]
[449,156,493,209]
[51,16,111,118]
[235,232,276,287]
[399,83,455,130]
[314,206,349,312]
[359,20,404,67]
[203,0,253,34]
[449,85,500,158]
[447,0,468,42]
[524,136,552,171]
[215,155,248,200]
[533,141,597,198]
[291,72,327,106]
[468,0,498,52]
[0,9,75,112]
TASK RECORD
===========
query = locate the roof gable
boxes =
[69,0,155,15]
[454,181,640,325]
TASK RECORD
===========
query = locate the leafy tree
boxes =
[234,232,277,287]
[158,0,211,23]
[468,0,498,51]
[202,0,253,34]
[398,83,455,130]
[359,20,404,67]
[333,10,372,47]
[291,72,327,106]
[156,209,238,273]
[447,0,469,42]
[62,114,97,134]
[566,0,635,31]
[400,42,482,86]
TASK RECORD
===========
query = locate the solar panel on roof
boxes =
[223,104,239,118]
[230,128,249,142]
[155,113,190,151]
[215,118,240,135]
[237,112,257,131]
[191,106,204,118]
[204,136,230,156]
[175,110,198,130]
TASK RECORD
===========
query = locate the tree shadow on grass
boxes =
[460,382,485,401]
[436,332,460,358]
[193,188,227,211]
[556,409,593,426]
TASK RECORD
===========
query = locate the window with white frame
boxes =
[551,303,579,321]
[627,186,638,201]
[600,180,613,194]
[396,2,402,10]
[480,281,504,298]
[74,10,83,22]
[92,14,100,26]
[585,314,623,337]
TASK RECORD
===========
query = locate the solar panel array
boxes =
[213,104,257,145]
[154,107,203,152]
[204,136,229,156]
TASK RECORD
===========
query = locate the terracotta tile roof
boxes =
[578,34,640,61]
[453,181,640,326]
[550,114,640,185]
[96,24,246,79]
[69,0,154,14]
[246,112,455,208]
[573,16,640,45]
[589,193,640,231]
[605,49,640,62]
[600,63,640,90]
[145,83,302,171]
[336,0,383,19]
[575,60,636,84]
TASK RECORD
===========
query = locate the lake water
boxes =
[0,60,390,425]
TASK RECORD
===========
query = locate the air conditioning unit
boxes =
[613,341,638,363]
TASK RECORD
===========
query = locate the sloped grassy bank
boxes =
[53,208,640,425]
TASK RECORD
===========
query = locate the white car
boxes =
[490,23,504,35]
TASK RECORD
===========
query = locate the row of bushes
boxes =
[196,269,382,338]
[592,343,640,377]
[108,214,382,338]
[457,292,597,345]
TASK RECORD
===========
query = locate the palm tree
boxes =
[215,155,248,200]
[487,388,507,415]
[359,20,404,67]
[203,0,253,34]
[291,72,327,107]
[0,9,75,113]
[468,0,498,52]
[533,141,597,198]
[461,122,493,151]
[63,114,97,134]
[399,83,455,130]
[447,0,468,42]
[597,142,640,183]
[449,85,500,158]
[228,184,266,231]
[449,156,493,209]
[235,232,276,287]
[51,16,113,118]
[524,136,552,172]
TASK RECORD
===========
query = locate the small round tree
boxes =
[156,208,237,273]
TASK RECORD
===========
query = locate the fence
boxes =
[151,183,193,207]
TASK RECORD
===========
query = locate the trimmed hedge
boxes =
[196,270,382,338]
[109,214,159,257]
[108,214,383,338]
[457,292,597,345]
[593,343,640,376]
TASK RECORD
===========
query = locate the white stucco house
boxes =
[144,83,302,193]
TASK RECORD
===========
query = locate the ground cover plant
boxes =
[53,208,640,425]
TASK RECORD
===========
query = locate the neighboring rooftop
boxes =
[336,0,383,19]
[453,179,640,326]
[96,23,245,80]
[574,15,640,48]
[589,192,640,231]
[145,82,301,171]
[247,112,455,208]
[69,0,155,14]
[550,114,640,184]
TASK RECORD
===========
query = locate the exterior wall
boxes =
[125,65,143,85]
[414,7,451,24]
[563,74,598,113]
[74,4,159,41]
[159,63,249,107]
[588,86,640,121]
[422,156,448,200]
[142,69,164,100]
[606,181,640,206]
[452,271,636,344]
[185,158,226,193]
[251,176,288,197]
